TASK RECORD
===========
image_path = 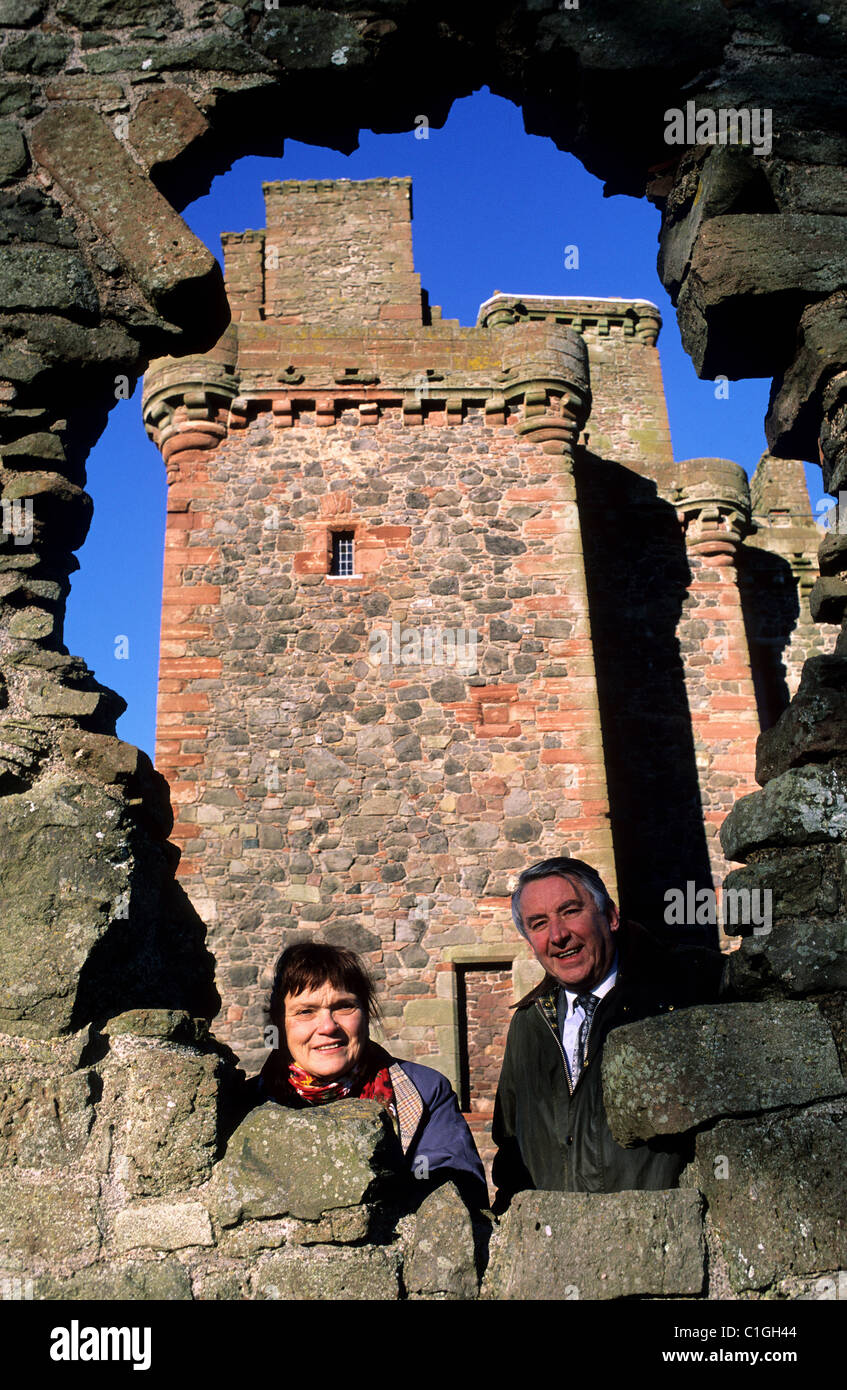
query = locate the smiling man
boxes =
[491,857,722,1210]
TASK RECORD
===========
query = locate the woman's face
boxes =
[283,981,368,1080]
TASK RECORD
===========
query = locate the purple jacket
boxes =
[390,1058,488,1208]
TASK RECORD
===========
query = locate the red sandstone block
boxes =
[481,706,511,725]
[160,623,212,641]
[158,679,186,694]
[168,482,219,502]
[166,512,206,530]
[503,488,559,502]
[356,551,383,574]
[536,711,599,730]
[161,585,221,605]
[369,526,411,544]
[479,777,508,796]
[708,694,757,710]
[159,658,221,678]
[471,686,518,702]
[164,542,220,565]
[293,554,327,574]
[171,825,201,843]
[520,599,577,617]
[165,781,200,803]
[379,304,423,321]
[159,693,210,712]
[474,723,521,738]
[159,734,209,752]
[165,753,205,767]
[512,558,571,576]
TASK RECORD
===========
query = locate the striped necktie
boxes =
[572,992,600,1086]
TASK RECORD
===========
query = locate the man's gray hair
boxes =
[511,857,615,937]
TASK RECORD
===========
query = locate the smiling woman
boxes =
[253,943,488,1208]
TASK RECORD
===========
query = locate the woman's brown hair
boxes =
[267,942,381,1040]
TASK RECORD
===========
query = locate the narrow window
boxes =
[456,963,513,1114]
[330,530,355,577]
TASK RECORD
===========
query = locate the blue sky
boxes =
[65,89,826,757]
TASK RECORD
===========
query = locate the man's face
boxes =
[519,874,619,992]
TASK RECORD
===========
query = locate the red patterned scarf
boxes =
[285,1042,397,1123]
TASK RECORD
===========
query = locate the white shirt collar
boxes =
[563,953,618,1014]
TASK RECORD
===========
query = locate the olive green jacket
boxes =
[491,922,722,1211]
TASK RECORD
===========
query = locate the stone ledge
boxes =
[114,1200,213,1252]
[482,1189,705,1300]
[602,1001,846,1144]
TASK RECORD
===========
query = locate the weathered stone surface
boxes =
[810,575,847,624]
[0,429,67,466]
[718,845,843,927]
[0,0,46,23]
[0,1173,101,1269]
[721,765,847,862]
[0,775,216,1034]
[723,919,847,999]
[0,121,27,183]
[404,1181,479,1300]
[756,655,847,783]
[0,312,140,392]
[252,1243,401,1300]
[696,1105,847,1291]
[103,1008,208,1044]
[0,1068,95,1167]
[677,214,847,377]
[30,106,226,341]
[0,245,98,316]
[114,1200,213,1252]
[2,33,72,76]
[659,147,775,300]
[194,1269,244,1300]
[129,87,208,172]
[209,1099,404,1226]
[106,1041,222,1196]
[1,469,92,551]
[56,0,178,26]
[58,731,173,836]
[34,1258,193,1300]
[766,292,847,461]
[482,1190,705,1300]
[252,8,367,71]
[602,1002,845,1145]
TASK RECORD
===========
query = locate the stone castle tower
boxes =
[142,177,833,1154]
